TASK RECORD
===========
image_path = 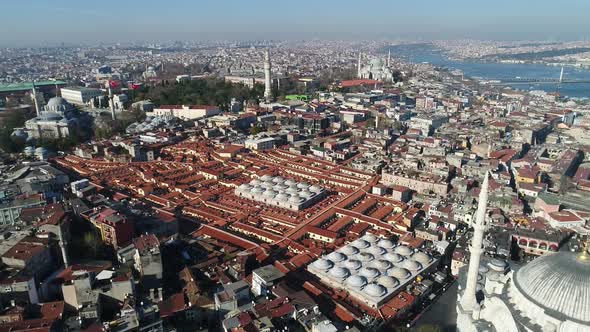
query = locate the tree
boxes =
[250,125,263,135]
[83,231,101,257]
[0,110,28,153]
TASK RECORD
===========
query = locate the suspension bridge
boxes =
[487,66,590,85]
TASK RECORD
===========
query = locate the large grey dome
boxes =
[513,252,590,323]
[37,111,63,121]
[46,96,68,108]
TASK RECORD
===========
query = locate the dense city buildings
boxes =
[0,20,590,332]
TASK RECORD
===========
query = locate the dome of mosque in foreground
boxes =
[512,251,590,323]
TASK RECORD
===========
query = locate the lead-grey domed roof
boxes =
[513,252,590,323]
[46,96,68,108]
[366,246,387,256]
[352,239,370,249]
[378,239,395,248]
[327,252,347,262]
[394,245,413,256]
[377,276,400,288]
[371,260,393,270]
[346,275,367,288]
[329,266,350,279]
[260,174,273,181]
[412,252,433,265]
[363,234,378,243]
[359,267,380,279]
[340,245,360,256]
[312,258,334,271]
[364,283,387,297]
[357,252,374,262]
[239,183,252,190]
[384,252,404,263]
[402,259,422,271]
[263,188,277,196]
[344,259,362,270]
[37,111,63,121]
[388,267,410,279]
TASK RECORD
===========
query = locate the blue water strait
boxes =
[388,44,590,99]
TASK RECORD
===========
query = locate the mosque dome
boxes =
[263,189,277,197]
[312,259,334,271]
[288,194,304,204]
[388,267,410,280]
[512,252,590,323]
[359,267,380,279]
[46,97,68,109]
[393,245,413,256]
[357,252,374,262]
[370,58,383,68]
[296,182,310,189]
[251,185,265,194]
[364,284,387,297]
[37,112,63,121]
[346,275,368,288]
[309,185,323,193]
[343,259,362,270]
[377,239,395,249]
[363,234,378,243]
[412,252,433,265]
[402,259,422,271]
[367,246,387,256]
[250,179,262,186]
[489,258,508,272]
[275,193,290,202]
[239,183,252,191]
[272,176,284,183]
[383,252,404,263]
[260,174,273,181]
[273,184,288,191]
[329,266,350,279]
[299,189,313,198]
[377,276,400,289]
[371,260,393,271]
[340,246,360,256]
[261,181,274,189]
[352,239,370,249]
[327,252,347,262]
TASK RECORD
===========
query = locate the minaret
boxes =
[108,85,116,121]
[387,49,391,67]
[357,52,362,78]
[461,172,489,311]
[31,82,41,116]
[263,49,272,102]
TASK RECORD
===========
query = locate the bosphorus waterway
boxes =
[388,43,590,100]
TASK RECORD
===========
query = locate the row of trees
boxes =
[128,78,265,110]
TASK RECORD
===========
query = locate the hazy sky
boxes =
[2,0,590,46]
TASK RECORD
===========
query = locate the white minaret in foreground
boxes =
[357,52,362,78]
[263,49,272,102]
[461,171,489,311]
[108,85,116,121]
[31,82,41,117]
[387,49,391,67]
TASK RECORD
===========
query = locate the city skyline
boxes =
[2,0,590,46]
